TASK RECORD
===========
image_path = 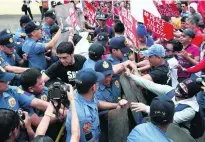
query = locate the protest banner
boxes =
[68,4,79,29]
[120,7,138,48]
[156,3,180,18]
[143,10,174,40]
[84,1,96,25]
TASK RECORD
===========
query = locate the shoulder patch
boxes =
[41,94,47,101]
[8,97,16,107]
[115,80,120,88]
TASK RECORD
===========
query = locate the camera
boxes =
[196,75,205,86]
[48,82,70,107]
[17,109,25,120]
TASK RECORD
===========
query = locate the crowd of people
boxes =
[1,0,205,142]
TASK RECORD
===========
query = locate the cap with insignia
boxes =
[0,29,16,48]
[25,21,41,34]
[95,60,114,76]
[96,12,108,20]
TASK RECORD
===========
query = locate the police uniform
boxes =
[22,21,48,70]
[41,10,56,42]
[66,68,105,142]
[20,86,48,116]
[107,36,130,65]
[0,50,21,66]
[0,56,8,68]
[14,15,31,55]
[0,86,34,111]
[0,29,22,66]
[82,43,105,70]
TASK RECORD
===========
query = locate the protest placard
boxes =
[120,7,138,48]
[143,10,174,40]
[84,1,96,25]
[156,3,180,18]
[68,4,79,29]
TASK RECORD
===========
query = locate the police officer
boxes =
[107,36,130,65]
[22,20,62,70]
[0,29,27,66]
[94,12,115,38]
[94,60,122,142]
[14,15,31,55]
[66,68,128,142]
[42,10,57,41]
[82,43,105,70]
[0,68,50,112]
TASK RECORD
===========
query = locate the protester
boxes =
[23,0,33,20]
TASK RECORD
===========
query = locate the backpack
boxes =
[167,90,205,139]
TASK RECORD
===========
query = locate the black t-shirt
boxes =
[144,62,171,104]
[45,54,86,86]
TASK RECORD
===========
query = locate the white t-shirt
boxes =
[167,57,179,88]
[24,0,30,7]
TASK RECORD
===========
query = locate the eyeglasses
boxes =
[181,5,185,8]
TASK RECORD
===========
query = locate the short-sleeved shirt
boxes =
[66,91,100,142]
[14,27,26,44]
[0,50,21,66]
[0,86,34,111]
[145,62,171,104]
[95,80,121,115]
[82,58,96,70]
[0,56,8,67]
[21,86,48,116]
[45,55,86,86]
[107,54,128,65]
[22,38,47,69]
[127,122,172,142]
[178,44,200,78]
[94,26,115,38]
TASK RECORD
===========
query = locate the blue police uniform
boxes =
[0,56,8,67]
[0,50,21,66]
[0,86,34,111]
[14,27,26,43]
[66,91,100,142]
[127,122,172,142]
[22,38,47,70]
[107,54,128,65]
[82,58,96,70]
[96,80,121,103]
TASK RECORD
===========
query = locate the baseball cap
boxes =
[89,43,105,58]
[174,78,201,99]
[183,29,195,39]
[150,96,175,125]
[96,12,108,20]
[20,15,31,25]
[44,10,56,19]
[0,29,16,48]
[25,21,41,34]
[109,36,131,54]
[144,44,165,57]
[136,24,147,37]
[95,60,114,76]
[96,32,109,46]
[75,68,105,93]
[0,67,15,82]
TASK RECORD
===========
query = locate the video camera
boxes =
[48,82,70,108]
[196,75,205,87]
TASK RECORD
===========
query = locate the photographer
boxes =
[0,109,35,142]
[32,85,80,142]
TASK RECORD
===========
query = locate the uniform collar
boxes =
[98,82,106,90]
[2,91,10,98]
[19,27,26,33]
[108,54,120,62]
[75,91,96,108]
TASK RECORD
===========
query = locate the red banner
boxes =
[84,1,96,25]
[120,7,138,48]
[68,5,79,28]
[156,3,180,18]
[143,10,174,40]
